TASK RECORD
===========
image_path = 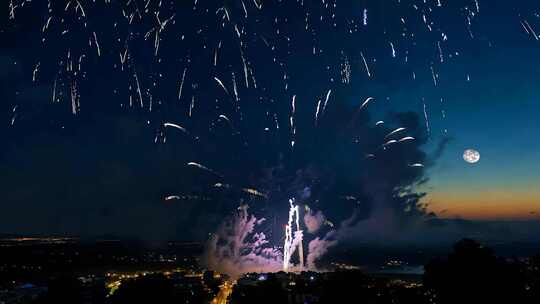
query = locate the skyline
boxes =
[1,0,539,248]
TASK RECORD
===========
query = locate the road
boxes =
[211,280,235,304]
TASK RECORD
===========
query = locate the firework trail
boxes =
[4,0,498,275]
[283,198,304,272]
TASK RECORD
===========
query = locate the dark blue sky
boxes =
[1,0,540,243]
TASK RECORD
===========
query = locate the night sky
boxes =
[1,0,540,245]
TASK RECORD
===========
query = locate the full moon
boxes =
[463,149,480,164]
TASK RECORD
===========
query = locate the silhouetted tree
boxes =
[424,239,527,303]
[230,274,288,304]
[38,275,84,304]
[203,270,222,295]
[319,270,380,303]
[109,274,177,304]
[522,254,540,302]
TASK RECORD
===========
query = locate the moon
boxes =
[463,149,480,164]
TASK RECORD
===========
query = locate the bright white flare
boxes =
[164,122,188,133]
[283,198,304,272]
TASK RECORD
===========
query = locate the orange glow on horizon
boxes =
[426,190,540,220]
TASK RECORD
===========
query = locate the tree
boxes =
[230,274,287,304]
[424,239,526,303]
[109,274,177,304]
[38,275,84,304]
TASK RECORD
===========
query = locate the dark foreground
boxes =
[2,239,540,303]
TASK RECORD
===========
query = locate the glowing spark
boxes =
[383,139,398,147]
[363,9,368,26]
[360,52,371,77]
[423,100,431,136]
[187,162,223,177]
[315,98,323,124]
[389,42,396,58]
[163,123,188,134]
[242,188,268,199]
[215,77,230,96]
[93,32,101,57]
[398,136,415,142]
[322,89,332,113]
[358,97,375,112]
[178,68,188,101]
[384,127,406,140]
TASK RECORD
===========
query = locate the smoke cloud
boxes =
[202,205,282,278]
[304,210,325,234]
